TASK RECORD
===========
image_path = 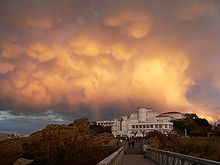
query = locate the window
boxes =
[143,125,146,128]
[136,125,138,128]
[146,125,149,128]
[132,125,135,129]
[165,125,167,128]
[155,125,158,128]
[140,125,142,128]
[150,125,153,128]
[159,125,162,128]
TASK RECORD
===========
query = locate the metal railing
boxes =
[147,148,220,165]
[96,147,124,165]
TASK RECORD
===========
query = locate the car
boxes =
[116,135,129,140]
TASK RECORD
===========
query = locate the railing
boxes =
[147,148,220,165]
[96,147,124,165]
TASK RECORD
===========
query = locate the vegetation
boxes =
[146,118,220,162]
[90,125,112,135]
[0,134,8,141]
[148,135,220,161]
[173,118,211,136]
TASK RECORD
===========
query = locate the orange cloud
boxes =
[104,9,151,38]
[25,44,56,62]
[0,60,15,73]
[176,1,216,21]
[0,0,220,122]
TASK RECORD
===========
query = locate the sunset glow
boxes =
[0,0,220,125]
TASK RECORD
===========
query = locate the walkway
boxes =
[122,140,156,165]
[123,155,155,165]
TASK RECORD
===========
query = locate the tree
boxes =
[173,119,192,134]
[194,118,210,127]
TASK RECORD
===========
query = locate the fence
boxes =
[96,147,124,165]
[147,148,220,165]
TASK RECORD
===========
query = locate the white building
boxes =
[111,107,173,137]
[93,120,114,127]
[215,120,220,127]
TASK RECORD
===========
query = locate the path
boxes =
[122,140,156,165]
[123,155,155,165]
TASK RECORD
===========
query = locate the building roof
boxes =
[138,106,151,109]
[156,114,172,117]
[162,112,183,115]
[184,113,198,118]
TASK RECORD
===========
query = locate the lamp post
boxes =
[184,129,187,137]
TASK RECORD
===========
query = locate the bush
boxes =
[90,125,111,134]
[173,118,211,136]
[148,136,220,161]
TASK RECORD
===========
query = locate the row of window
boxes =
[97,122,113,125]
[131,124,172,129]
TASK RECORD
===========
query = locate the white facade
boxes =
[111,107,173,137]
[215,120,220,127]
[95,120,114,127]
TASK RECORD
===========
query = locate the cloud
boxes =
[0,60,15,73]
[0,110,69,134]
[0,110,65,122]
[2,43,23,59]
[103,9,151,38]
[0,0,220,122]
[25,43,56,62]
[176,1,217,21]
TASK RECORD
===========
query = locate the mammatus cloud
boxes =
[0,0,220,122]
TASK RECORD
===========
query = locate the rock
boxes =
[0,118,116,165]
[0,138,23,165]
[13,158,33,165]
[73,117,90,132]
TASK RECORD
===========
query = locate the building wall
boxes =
[95,120,114,127]
[94,107,182,137]
[215,120,220,127]
[111,107,173,137]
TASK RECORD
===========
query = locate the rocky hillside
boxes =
[0,118,118,165]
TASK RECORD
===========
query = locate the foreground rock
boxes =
[0,118,117,165]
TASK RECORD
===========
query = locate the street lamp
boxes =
[184,129,187,137]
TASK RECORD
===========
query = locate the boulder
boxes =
[0,118,117,165]
[0,138,23,165]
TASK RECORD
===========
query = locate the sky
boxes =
[0,0,220,133]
